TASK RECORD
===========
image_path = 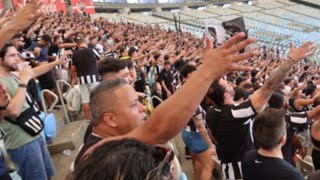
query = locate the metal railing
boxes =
[56,80,72,124]
[40,89,59,115]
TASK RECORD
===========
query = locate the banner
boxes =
[11,0,67,14]
[70,0,95,14]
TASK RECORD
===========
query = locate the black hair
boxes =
[0,43,15,60]
[173,59,187,72]
[98,58,127,77]
[303,84,317,97]
[268,92,285,109]
[233,87,248,101]
[69,138,171,180]
[41,34,52,43]
[180,64,196,78]
[283,78,293,85]
[128,47,137,57]
[208,80,225,107]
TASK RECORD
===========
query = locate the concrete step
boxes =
[52,108,67,136]
[48,120,88,155]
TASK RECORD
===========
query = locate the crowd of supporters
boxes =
[0,1,320,180]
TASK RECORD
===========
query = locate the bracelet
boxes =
[18,83,27,88]
[287,56,296,63]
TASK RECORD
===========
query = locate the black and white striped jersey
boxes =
[206,100,257,163]
[72,47,100,85]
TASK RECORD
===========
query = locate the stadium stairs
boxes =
[290,0,320,9]
[47,109,88,155]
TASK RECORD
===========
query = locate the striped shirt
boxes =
[206,100,257,163]
[72,47,100,85]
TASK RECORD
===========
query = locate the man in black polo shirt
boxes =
[206,41,315,179]
[71,39,100,123]
[158,60,174,100]
[241,108,304,180]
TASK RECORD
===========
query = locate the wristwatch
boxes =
[18,83,28,88]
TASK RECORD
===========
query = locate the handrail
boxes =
[57,80,71,124]
[40,89,59,115]
[150,95,163,109]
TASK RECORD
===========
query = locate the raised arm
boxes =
[5,66,34,118]
[0,0,40,50]
[251,42,315,113]
[307,105,320,120]
[128,33,258,144]
[32,51,71,78]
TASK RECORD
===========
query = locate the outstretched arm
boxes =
[0,0,40,50]
[128,33,258,144]
[251,42,315,113]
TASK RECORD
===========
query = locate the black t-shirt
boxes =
[72,47,99,84]
[48,43,59,61]
[282,112,309,166]
[242,150,304,180]
[74,134,102,169]
[158,69,174,93]
[206,100,257,163]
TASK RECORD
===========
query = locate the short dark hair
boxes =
[98,58,127,77]
[164,54,169,61]
[180,64,196,78]
[90,79,128,126]
[0,43,15,60]
[233,87,248,101]
[253,108,286,150]
[284,78,293,85]
[268,92,285,109]
[208,79,225,107]
[302,84,317,97]
[173,59,187,72]
[41,34,52,43]
[164,60,170,65]
[12,34,23,40]
[235,77,246,86]
[69,138,172,180]
[53,35,61,42]
[153,54,161,61]
[128,47,137,57]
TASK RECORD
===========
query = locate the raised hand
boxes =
[57,50,72,65]
[19,65,34,84]
[9,0,41,31]
[202,32,258,79]
[289,42,315,62]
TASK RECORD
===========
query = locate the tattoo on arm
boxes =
[260,60,294,99]
[193,114,214,147]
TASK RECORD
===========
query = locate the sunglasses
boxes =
[145,145,174,180]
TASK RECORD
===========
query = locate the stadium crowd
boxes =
[0,0,320,180]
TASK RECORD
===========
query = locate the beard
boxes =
[3,62,17,72]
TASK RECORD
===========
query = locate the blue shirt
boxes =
[27,43,48,62]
